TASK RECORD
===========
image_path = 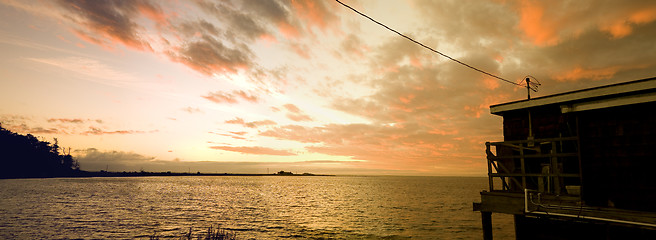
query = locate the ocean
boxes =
[0,176,514,239]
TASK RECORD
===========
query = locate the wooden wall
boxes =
[578,101,656,212]
[498,101,656,212]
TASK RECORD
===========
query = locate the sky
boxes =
[1,0,655,176]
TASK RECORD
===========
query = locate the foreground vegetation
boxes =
[150,225,237,240]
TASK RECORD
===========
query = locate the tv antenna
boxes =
[519,75,541,100]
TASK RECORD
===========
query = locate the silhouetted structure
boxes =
[276,170,294,176]
[474,77,656,239]
[0,124,80,178]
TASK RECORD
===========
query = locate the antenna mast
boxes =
[522,75,541,100]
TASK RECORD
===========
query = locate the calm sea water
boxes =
[0,176,514,239]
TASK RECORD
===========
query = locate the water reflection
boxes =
[0,176,514,239]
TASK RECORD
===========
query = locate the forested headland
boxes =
[0,123,81,179]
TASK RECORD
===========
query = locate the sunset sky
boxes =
[1,0,655,176]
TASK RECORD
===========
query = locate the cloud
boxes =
[27,56,142,89]
[209,131,250,141]
[203,90,259,104]
[55,0,155,51]
[203,91,238,104]
[182,107,203,114]
[289,0,340,34]
[83,127,156,135]
[338,34,369,59]
[11,124,60,135]
[47,118,85,124]
[74,148,156,170]
[1,115,60,135]
[209,145,296,156]
[166,35,253,75]
[47,118,104,124]
[256,27,519,173]
[282,104,313,122]
[225,117,277,128]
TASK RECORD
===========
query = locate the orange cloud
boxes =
[517,0,559,46]
[209,131,249,141]
[290,0,338,33]
[552,64,651,82]
[482,77,500,90]
[283,103,301,113]
[225,117,277,128]
[289,43,311,59]
[210,146,296,156]
[203,90,259,104]
[282,104,313,122]
[399,94,416,104]
[203,92,238,104]
[600,7,656,39]
[225,117,245,125]
[234,90,259,103]
[277,21,300,39]
[137,1,171,28]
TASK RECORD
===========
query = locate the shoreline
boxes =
[0,170,334,179]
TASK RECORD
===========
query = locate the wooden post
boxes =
[520,147,526,190]
[482,211,493,240]
[487,142,494,191]
[551,141,561,195]
[514,214,525,240]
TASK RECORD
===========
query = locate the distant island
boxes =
[0,124,331,179]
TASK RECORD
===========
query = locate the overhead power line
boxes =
[335,0,521,87]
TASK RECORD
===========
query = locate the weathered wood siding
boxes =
[499,101,656,212]
[578,101,656,212]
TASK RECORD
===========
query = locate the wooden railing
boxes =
[486,137,581,195]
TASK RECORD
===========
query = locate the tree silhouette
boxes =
[0,123,80,178]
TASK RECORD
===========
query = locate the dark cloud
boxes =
[74,148,156,170]
[178,20,222,38]
[56,0,155,51]
[168,35,253,75]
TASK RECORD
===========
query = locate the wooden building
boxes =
[474,77,656,239]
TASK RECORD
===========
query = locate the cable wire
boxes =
[335,0,521,86]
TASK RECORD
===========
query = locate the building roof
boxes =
[490,77,656,116]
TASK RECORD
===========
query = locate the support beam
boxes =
[482,211,493,240]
